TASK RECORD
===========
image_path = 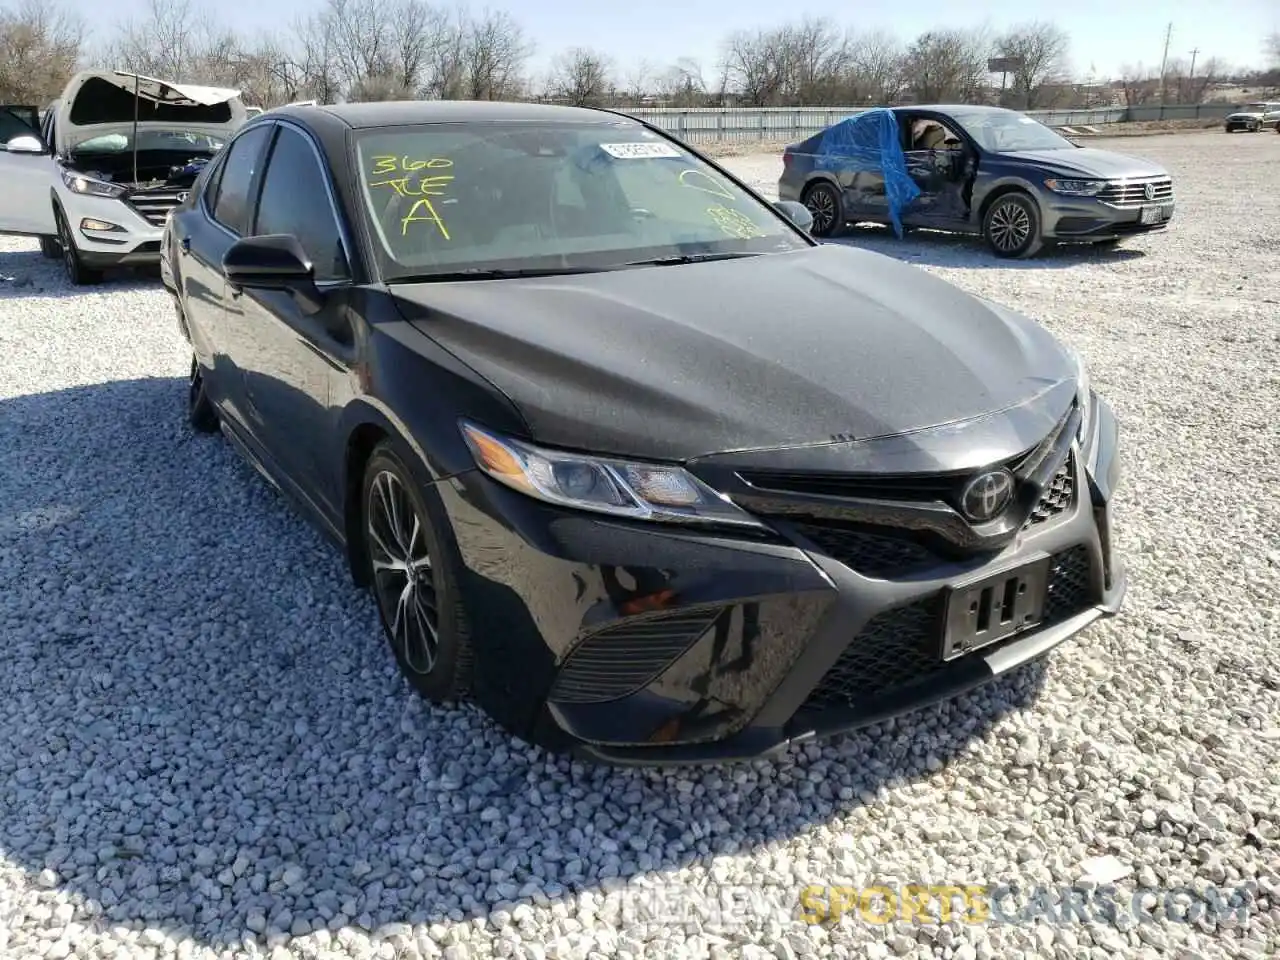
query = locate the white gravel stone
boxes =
[0,130,1277,960]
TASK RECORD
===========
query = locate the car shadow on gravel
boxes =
[825,229,1149,270]
[0,376,1051,951]
[0,247,161,299]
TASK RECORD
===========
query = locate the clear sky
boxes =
[77,0,1278,82]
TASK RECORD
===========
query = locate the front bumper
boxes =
[443,397,1125,765]
[1041,193,1174,241]
[55,188,169,267]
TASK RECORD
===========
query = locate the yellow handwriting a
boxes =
[401,197,450,239]
[678,168,735,201]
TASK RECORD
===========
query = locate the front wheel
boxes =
[54,207,102,285]
[38,235,61,259]
[983,192,1043,259]
[362,441,473,702]
[802,182,845,238]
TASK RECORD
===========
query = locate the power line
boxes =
[1158,23,1173,104]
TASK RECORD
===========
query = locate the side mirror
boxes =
[773,199,815,234]
[4,134,46,154]
[223,234,324,314]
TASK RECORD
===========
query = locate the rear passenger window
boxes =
[253,126,349,281]
[211,124,270,235]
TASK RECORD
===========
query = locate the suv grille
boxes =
[126,189,187,227]
[1097,177,1174,207]
[798,546,1094,714]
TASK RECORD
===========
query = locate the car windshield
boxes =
[1244,103,1267,111]
[352,121,809,280]
[72,129,226,154]
[950,111,1076,153]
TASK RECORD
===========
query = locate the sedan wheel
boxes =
[362,442,472,701]
[187,353,219,433]
[802,182,844,238]
[983,193,1043,259]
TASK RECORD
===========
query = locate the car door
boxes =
[178,121,274,432]
[235,120,357,519]
[0,105,56,235]
[899,113,972,227]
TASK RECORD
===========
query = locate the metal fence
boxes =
[621,103,1239,144]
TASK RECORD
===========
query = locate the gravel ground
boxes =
[1,130,1277,960]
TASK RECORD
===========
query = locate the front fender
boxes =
[970,173,1044,227]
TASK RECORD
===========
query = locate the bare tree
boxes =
[0,0,84,104]
[1118,64,1159,106]
[654,57,707,107]
[995,21,1070,108]
[464,8,532,101]
[621,58,652,105]
[901,28,991,103]
[1266,32,1280,67]
[846,30,905,104]
[1165,55,1226,104]
[720,27,791,106]
[547,46,612,106]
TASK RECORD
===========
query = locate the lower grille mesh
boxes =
[799,546,1095,714]
[548,608,723,704]
[790,523,937,578]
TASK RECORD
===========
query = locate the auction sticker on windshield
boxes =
[600,142,683,159]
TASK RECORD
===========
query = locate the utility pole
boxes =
[1158,22,1173,106]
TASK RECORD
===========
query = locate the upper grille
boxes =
[548,607,724,704]
[1023,459,1074,529]
[1097,177,1174,207]
[798,546,1095,714]
[126,189,187,227]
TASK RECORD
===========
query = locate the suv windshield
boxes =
[73,129,226,154]
[951,110,1075,153]
[353,121,808,280]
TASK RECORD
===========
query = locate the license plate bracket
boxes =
[940,555,1051,661]
[1139,203,1172,225]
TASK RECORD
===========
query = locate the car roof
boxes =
[267,99,633,132]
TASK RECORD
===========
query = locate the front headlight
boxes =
[60,168,127,199]
[1044,178,1106,196]
[460,421,767,530]
[1068,349,1093,442]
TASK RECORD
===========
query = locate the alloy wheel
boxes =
[805,186,837,234]
[366,469,439,675]
[988,200,1032,253]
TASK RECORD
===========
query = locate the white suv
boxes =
[1223,101,1280,133]
[0,69,247,284]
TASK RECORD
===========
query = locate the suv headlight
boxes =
[1044,178,1106,196]
[60,168,127,199]
[460,421,766,530]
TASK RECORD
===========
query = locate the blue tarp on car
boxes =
[814,108,920,237]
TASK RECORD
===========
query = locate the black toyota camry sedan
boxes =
[163,100,1125,764]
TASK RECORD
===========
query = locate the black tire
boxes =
[982,191,1043,259]
[361,440,473,702]
[802,181,845,238]
[54,206,102,285]
[38,235,61,259]
[187,354,219,433]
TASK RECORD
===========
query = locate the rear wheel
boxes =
[187,354,219,433]
[802,181,845,238]
[54,207,102,285]
[982,192,1043,259]
[362,441,473,702]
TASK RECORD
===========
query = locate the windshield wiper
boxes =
[623,252,763,267]
[398,266,617,282]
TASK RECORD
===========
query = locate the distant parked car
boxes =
[1223,102,1280,133]
[779,104,1176,258]
[0,69,248,284]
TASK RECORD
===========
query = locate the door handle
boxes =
[180,236,191,255]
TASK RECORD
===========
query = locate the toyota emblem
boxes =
[1143,182,1155,201]
[960,469,1015,523]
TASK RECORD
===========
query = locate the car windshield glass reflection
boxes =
[352,122,809,280]
[951,112,1076,153]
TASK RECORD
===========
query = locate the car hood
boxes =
[391,244,1075,462]
[997,146,1168,180]
[54,70,245,153]
[1226,110,1264,118]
